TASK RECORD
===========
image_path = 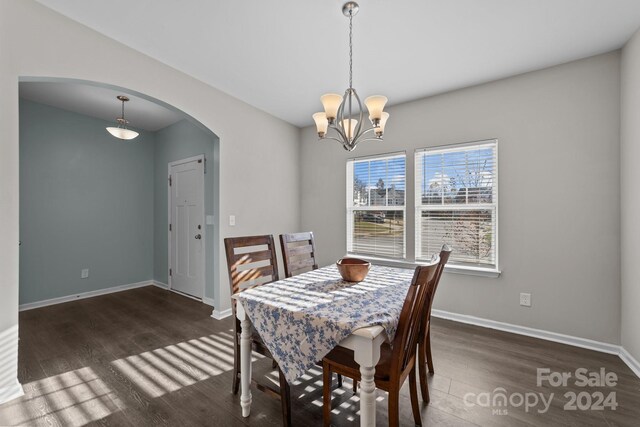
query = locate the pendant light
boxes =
[313,2,389,152]
[106,95,139,140]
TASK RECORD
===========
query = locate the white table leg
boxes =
[358,365,377,426]
[351,334,385,427]
[237,304,252,417]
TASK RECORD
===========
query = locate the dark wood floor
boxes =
[1,286,638,426]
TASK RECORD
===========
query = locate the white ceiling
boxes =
[35,0,640,127]
[20,81,184,131]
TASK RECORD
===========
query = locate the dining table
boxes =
[232,263,416,427]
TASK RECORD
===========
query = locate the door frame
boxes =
[167,154,206,299]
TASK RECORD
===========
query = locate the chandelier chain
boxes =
[349,11,353,89]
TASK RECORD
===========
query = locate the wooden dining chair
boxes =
[224,234,292,426]
[322,260,440,427]
[280,231,344,389]
[279,232,319,278]
[418,244,452,403]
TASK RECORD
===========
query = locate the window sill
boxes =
[346,254,501,278]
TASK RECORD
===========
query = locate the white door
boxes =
[169,156,205,298]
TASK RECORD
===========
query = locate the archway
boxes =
[18,77,221,312]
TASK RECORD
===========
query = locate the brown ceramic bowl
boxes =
[336,258,371,282]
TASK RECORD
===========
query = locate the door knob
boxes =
[195,234,202,240]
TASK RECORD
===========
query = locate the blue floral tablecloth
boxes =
[234,264,415,383]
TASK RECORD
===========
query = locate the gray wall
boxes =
[301,52,621,344]
[2,0,300,398]
[621,29,640,362]
[154,119,218,301]
[19,100,154,304]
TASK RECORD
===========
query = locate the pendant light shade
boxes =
[106,126,139,140]
[106,95,139,140]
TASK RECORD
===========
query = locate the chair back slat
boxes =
[224,235,280,307]
[232,249,274,265]
[286,244,314,257]
[390,259,440,376]
[279,232,319,278]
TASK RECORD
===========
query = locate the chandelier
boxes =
[313,2,389,152]
[106,95,139,140]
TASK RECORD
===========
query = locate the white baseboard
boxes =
[431,309,640,380]
[19,280,155,311]
[152,281,169,290]
[211,308,232,320]
[202,297,215,307]
[431,309,620,355]
[619,347,640,378]
[0,379,23,406]
[0,325,23,405]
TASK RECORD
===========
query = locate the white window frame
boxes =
[415,139,499,274]
[346,152,407,260]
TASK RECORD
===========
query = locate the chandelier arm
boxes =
[320,135,346,145]
[353,90,364,140]
[327,119,348,142]
[334,92,349,141]
[353,137,383,144]
[357,127,378,136]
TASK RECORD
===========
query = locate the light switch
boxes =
[229,215,236,226]
[206,215,214,225]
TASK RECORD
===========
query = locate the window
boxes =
[347,153,406,259]
[415,140,498,270]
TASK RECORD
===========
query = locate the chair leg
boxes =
[278,368,292,427]
[232,334,240,395]
[337,373,343,388]
[352,379,357,394]
[409,366,423,426]
[323,363,332,427]
[388,386,400,427]
[418,340,429,403]
[426,327,434,374]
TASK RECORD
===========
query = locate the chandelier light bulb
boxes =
[375,112,390,137]
[321,94,343,121]
[365,95,388,122]
[341,118,358,140]
[313,112,329,137]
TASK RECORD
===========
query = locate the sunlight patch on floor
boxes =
[110,334,234,398]
[0,367,122,427]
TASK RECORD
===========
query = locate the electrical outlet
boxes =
[81,268,89,279]
[229,215,236,226]
[520,292,531,307]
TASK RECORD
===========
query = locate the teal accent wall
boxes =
[153,120,218,300]
[19,101,219,305]
[19,100,155,304]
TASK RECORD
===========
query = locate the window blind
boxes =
[415,141,498,269]
[347,152,406,259]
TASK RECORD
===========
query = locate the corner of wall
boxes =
[620,25,640,364]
